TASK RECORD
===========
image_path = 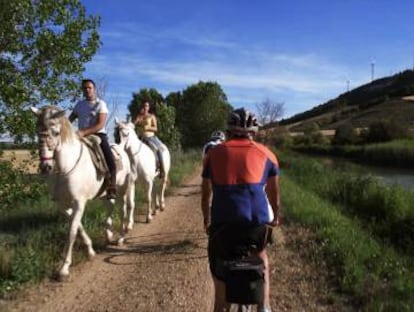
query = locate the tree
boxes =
[176,81,232,148]
[255,98,284,126]
[0,0,101,142]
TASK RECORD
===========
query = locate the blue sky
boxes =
[81,0,414,120]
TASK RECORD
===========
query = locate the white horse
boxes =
[114,119,171,224]
[31,105,135,279]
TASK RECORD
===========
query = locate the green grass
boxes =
[278,148,414,311]
[282,152,414,256]
[282,175,414,311]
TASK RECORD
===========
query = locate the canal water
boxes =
[313,156,414,191]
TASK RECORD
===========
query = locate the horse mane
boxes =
[42,105,76,143]
[60,116,76,143]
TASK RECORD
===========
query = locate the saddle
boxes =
[81,135,123,178]
[81,135,107,178]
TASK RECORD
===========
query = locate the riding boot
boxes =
[106,172,117,200]
[156,150,165,178]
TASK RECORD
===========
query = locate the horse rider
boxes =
[133,100,165,178]
[69,79,117,199]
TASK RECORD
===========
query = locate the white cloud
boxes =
[86,24,373,119]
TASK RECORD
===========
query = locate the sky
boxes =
[81,0,414,120]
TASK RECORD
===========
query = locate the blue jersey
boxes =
[202,138,279,226]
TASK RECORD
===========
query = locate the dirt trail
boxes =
[2,173,351,312]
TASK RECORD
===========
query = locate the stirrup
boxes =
[106,187,117,200]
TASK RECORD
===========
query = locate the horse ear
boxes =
[115,117,119,125]
[30,107,40,115]
[51,110,66,119]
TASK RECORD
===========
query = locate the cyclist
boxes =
[202,130,226,158]
[201,107,281,312]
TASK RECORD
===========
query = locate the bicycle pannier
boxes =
[224,255,264,304]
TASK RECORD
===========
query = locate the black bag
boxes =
[224,255,264,304]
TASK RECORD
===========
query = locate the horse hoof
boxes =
[117,237,125,246]
[57,269,70,282]
[106,231,114,243]
[88,250,96,259]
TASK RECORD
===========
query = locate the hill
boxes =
[279,69,414,133]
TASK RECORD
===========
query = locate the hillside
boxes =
[279,69,414,132]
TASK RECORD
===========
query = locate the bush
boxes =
[332,123,359,145]
[364,120,408,143]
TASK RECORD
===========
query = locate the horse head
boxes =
[31,105,68,174]
[114,118,136,150]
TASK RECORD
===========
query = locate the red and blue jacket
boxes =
[202,138,280,226]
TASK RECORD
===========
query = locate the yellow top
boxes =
[136,114,157,138]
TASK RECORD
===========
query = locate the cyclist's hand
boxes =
[203,221,210,235]
[269,215,281,227]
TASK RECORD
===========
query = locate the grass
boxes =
[279,149,414,311]
[282,175,414,311]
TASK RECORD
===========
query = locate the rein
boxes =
[131,137,144,157]
[57,142,85,176]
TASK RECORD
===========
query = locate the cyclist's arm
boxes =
[201,178,212,233]
[266,175,281,226]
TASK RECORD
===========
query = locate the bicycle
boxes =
[209,224,273,312]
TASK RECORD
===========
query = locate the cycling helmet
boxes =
[210,130,226,141]
[227,107,259,134]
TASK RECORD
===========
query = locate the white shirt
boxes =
[72,98,108,134]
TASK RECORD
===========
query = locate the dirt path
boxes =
[1,174,351,312]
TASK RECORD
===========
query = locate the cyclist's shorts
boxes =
[208,224,273,281]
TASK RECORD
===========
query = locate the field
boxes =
[0,149,38,174]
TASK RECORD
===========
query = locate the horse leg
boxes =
[126,182,136,231]
[104,199,116,243]
[146,180,154,223]
[59,200,86,279]
[159,176,168,211]
[116,195,127,246]
[78,222,96,258]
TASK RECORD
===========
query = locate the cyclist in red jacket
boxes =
[201,107,281,312]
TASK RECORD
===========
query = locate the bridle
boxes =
[115,123,144,157]
[37,127,84,177]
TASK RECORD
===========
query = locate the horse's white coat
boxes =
[114,119,171,224]
[31,105,135,279]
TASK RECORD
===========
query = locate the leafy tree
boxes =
[165,91,183,110]
[176,81,232,148]
[155,103,181,150]
[0,0,101,142]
